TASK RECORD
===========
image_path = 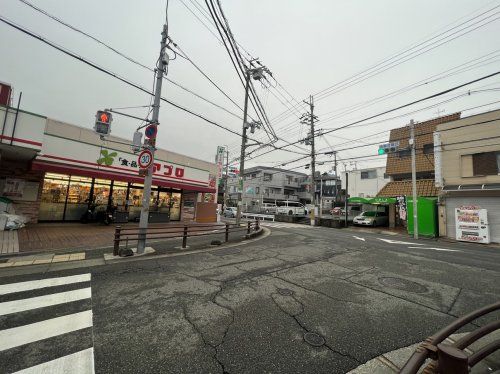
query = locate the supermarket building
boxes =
[0,104,217,223]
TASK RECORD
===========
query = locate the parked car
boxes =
[353,211,388,226]
[276,201,306,216]
[261,203,277,214]
[223,207,238,218]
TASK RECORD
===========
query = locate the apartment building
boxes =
[226,166,309,210]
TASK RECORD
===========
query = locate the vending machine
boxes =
[455,206,490,244]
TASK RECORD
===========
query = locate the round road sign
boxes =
[145,124,157,139]
[138,150,153,169]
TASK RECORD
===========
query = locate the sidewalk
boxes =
[349,331,500,373]
[1,221,225,255]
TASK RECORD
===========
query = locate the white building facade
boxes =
[341,166,389,198]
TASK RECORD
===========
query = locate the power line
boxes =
[314,4,500,100]
[17,0,245,120]
[242,71,500,161]
[260,3,500,127]
[0,14,268,143]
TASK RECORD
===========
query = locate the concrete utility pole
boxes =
[409,119,419,239]
[236,69,251,225]
[223,147,229,210]
[344,172,349,228]
[301,95,318,226]
[137,24,168,254]
[236,65,265,225]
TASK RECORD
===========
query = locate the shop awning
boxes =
[348,197,397,204]
[368,197,397,204]
[31,161,216,193]
[348,197,371,204]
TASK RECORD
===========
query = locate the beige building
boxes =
[436,109,500,243]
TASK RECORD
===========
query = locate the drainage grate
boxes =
[378,277,428,293]
[304,332,325,347]
[277,288,294,296]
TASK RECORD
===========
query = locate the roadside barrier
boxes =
[400,300,500,373]
[113,220,260,255]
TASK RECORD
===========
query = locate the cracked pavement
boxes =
[1,224,499,373]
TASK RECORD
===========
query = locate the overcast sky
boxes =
[1,0,499,174]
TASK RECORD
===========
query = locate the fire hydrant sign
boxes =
[455,206,490,244]
[138,150,153,169]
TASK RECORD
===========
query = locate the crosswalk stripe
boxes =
[0,274,91,295]
[0,287,91,316]
[13,348,95,374]
[0,310,93,351]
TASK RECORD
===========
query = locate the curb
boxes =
[0,227,270,275]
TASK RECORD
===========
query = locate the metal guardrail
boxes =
[241,213,275,221]
[113,220,260,255]
[400,300,500,374]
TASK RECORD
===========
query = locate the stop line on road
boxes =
[0,273,95,373]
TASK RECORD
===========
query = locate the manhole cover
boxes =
[277,288,294,296]
[378,277,428,293]
[304,332,325,347]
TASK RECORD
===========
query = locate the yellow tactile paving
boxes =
[69,253,85,261]
[33,259,53,265]
[0,252,86,268]
[11,260,34,266]
[52,254,70,263]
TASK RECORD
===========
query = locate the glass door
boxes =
[39,174,70,221]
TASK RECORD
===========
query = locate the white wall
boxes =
[341,167,389,197]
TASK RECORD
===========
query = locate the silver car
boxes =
[353,211,388,227]
[223,207,238,218]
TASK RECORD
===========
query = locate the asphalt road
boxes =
[1,223,499,373]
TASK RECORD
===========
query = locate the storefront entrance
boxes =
[39,173,182,222]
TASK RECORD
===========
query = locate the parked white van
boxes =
[276,201,306,216]
[261,203,277,214]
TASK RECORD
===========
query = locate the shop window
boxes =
[112,181,128,210]
[93,179,111,208]
[39,175,70,221]
[170,192,182,220]
[64,176,92,221]
[158,191,171,213]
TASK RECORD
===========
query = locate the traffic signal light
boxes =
[378,141,399,155]
[94,110,113,136]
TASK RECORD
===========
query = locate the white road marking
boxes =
[0,274,91,295]
[408,246,460,252]
[0,310,93,351]
[378,238,425,246]
[13,347,95,374]
[0,288,91,316]
[353,236,365,241]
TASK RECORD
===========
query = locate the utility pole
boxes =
[223,148,229,210]
[301,95,318,226]
[137,24,168,254]
[333,151,338,177]
[236,64,265,225]
[344,172,348,228]
[409,119,419,239]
